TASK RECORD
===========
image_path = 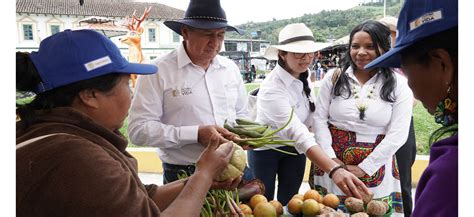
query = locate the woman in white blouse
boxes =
[312,20,413,215]
[248,23,368,205]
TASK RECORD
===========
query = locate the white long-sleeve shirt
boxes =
[127,44,249,165]
[255,64,318,154]
[314,67,414,176]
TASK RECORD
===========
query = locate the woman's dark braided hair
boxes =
[16,52,123,126]
[334,20,396,103]
[278,52,315,112]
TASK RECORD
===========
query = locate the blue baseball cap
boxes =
[365,0,458,69]
[29,29,158,93]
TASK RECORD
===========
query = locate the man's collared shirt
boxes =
[128,44,248,165]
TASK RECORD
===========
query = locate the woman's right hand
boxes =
[195,135,234,180]
[331,168,370,199]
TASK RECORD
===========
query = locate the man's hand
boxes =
[198,125,232,147]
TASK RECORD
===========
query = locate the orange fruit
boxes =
[249,194,268,209]
[239,203,252,215]
[269,200,283,216]
[253,202,277,217]
[287,198,304,215]
[292,194,304,201]
[322,193,340,209]
[304,189,322,202]
[302,199,321,216]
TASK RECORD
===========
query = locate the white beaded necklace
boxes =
[350,78,377,121]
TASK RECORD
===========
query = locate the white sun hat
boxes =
[379,16,398,32]
[264,23,319,60]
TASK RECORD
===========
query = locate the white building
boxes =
[16,0,185,61]
[222,38,271,71]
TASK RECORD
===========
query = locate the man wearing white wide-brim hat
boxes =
[128,0,253,185]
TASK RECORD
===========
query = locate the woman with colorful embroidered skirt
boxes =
[311,20,414,216]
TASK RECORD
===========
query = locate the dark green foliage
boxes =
[226,3,403,44]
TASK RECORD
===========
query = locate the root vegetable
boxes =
[350,212,369,217]
[319,205,336,214]
[344,197,364,213]
[367,200,387,216]
[318,212,347,217]
[360,189,374,205]
[237,179,265,201]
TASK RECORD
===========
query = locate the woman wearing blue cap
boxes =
[16,29,239,216]
[366,0,458,216]
[312,20,414,215]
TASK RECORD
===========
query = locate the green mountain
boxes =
[226,1,403,44]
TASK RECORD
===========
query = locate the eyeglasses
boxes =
[292,52,316,59]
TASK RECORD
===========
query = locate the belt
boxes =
[162,162,196,172]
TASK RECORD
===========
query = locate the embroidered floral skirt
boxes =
[309,125,404,215]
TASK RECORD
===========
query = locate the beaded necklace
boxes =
[350,79,377,121]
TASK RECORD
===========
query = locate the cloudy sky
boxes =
[147,0,363,25]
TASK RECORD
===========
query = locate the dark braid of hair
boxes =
[298,71,316,112]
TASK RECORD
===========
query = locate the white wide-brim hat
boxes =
[264,23,319,60]
[379,16,398,32]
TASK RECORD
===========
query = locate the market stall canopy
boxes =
[329,16,398,46]
[333,35,350,45]
[73,16,128,38]
[314,42,333,51]
[316,35,350,53]
[317,17,399,55]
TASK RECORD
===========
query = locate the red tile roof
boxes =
[16,0,185,20]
